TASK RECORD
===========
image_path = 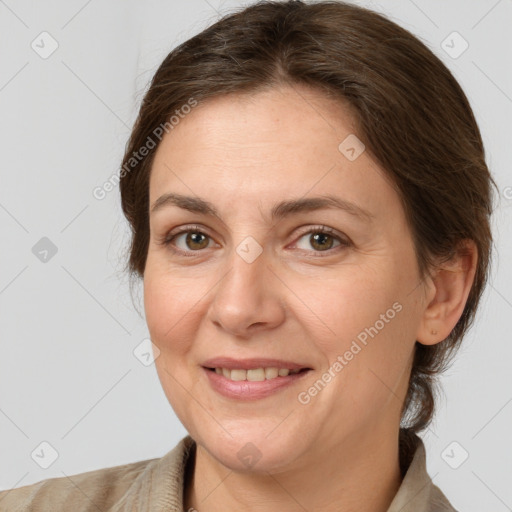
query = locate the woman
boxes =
[0,0,496,510]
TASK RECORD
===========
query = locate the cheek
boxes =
[143,268,202,354]
[307,269,414,389]
[300,270,400,349]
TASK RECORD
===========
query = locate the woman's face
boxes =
[144,85,433,472]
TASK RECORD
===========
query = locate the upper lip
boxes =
[202,357,312,371]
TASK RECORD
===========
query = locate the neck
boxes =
[184,424,403,512]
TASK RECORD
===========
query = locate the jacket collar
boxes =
[116,431,453,512]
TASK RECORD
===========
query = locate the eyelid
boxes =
[164,223,211,241]
[155,224,215,250]
[288,225,350,254]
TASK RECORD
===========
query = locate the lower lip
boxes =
[203,367,311,400]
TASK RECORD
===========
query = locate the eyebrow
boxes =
[150,192,374,223]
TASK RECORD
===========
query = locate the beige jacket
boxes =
[0,433,457,511]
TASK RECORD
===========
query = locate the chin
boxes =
[196,427,304,474]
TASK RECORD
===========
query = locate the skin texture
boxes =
[143,84,477,512]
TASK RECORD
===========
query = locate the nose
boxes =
[206,245,286,338]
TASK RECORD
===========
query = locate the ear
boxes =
[415,239,478,346]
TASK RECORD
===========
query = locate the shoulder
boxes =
[0,435,195,512]
[0,457,156,512]
[392,430,459,512]
[428,484,460,512]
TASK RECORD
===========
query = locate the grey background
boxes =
[0,0,511,509]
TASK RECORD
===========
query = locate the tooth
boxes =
[247,368,266,381]
[230,369,247,381]
[214,367,301,381]
[265,367,279,379]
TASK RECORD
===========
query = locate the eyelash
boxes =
[157,224,350,258]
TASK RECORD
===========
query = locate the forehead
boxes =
[152,85,358,170]
[148,85,400,223]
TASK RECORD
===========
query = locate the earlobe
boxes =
[416,239,478,346]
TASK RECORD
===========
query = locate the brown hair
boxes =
[119,0,497,435]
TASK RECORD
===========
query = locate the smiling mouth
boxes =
[205,367,311,382]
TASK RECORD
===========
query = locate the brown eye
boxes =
[183,231,210,250]
[159,225,215,256]
[292,226,350,256]
[309,232,335,251]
